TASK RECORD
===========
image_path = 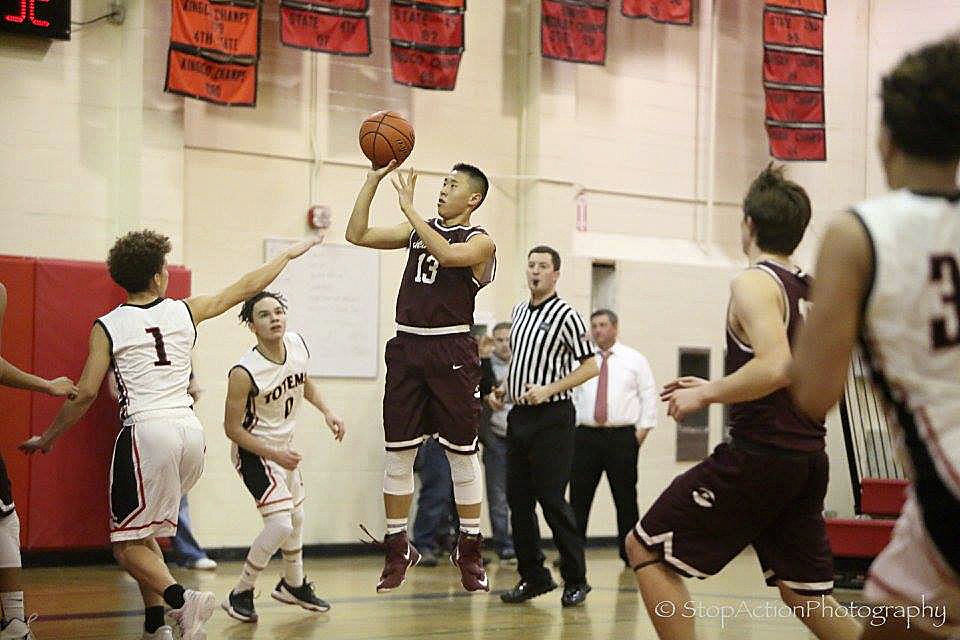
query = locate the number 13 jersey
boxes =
[231,332,310,446]
[96,298,196,424]
[854,189,960,498]
[395,219,496,332]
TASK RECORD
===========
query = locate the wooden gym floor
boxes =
[27,547,859,639]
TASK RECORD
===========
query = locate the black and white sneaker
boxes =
[271,577,331,612]
[221,588,258,623]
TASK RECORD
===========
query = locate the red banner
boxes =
[390,2,464,50]
[171,0,260,59]
[763,48,823,87]
[765,88,824,124]
[767,125,826,161]
[541,0,608,65]
[391,42,461,90]
[763,9,823,51]
[416,0,466,8]
[288,0,368,11]
[165,46,257,106]
[621,0,692,25]
[765,0,825,15]
[280,4,371,55]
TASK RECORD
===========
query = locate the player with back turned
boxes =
[346,158,496,594]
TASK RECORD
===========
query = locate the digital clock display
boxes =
[1,0,70,40]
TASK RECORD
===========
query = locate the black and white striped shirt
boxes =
[507,294,593,403]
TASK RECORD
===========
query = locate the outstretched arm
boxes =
[391,169,495,268]
[186,235,324,325]
[662,270,792,420]
[224,367,302,470]
[20,323,112,454]
[304,378,345,442]
[345,161,412,250]
[791,214,873,421]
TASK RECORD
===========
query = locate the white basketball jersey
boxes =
[97,298,196,424]
[854,189,960,499]
[232,332,310,446]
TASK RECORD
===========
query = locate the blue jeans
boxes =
[483,432,513,554]
[172,496,209,563]
[412,438,456,554]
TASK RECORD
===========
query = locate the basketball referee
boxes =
[499,246,599,607]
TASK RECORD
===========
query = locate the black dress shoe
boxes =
[500,577,558,603]
[561,582,591,607]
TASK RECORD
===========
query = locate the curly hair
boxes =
[882,37,960,162]
[238,291,288,324]
[743,163,812,255]
[107,230,172,294]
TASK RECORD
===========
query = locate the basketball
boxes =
[359,111,415,169]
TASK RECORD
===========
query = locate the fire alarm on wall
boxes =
[307,205,332,231]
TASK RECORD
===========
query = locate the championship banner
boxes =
[165,46,257,106]
[763,48,823,87]
[390,1,465,50]
[280,2,371,55]
[621,0,692,25]
[171,0,261,59]
[764,0,825,14]
[287,0,368,10]
[541,0,608,65]
[765,87,824,124]
[391,41,461,90]
[766,124,826,161]
[763,8,823,51]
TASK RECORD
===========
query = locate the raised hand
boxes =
[285,234,325,260]
[366,159,398,183]
[390,167,418,213]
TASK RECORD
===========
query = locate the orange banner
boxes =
[767,125,826,161]
[621,0,692,25]
[165,47,257,106]
[171,0,260,59]
[765,0,825,15]
[280,4,371,55]
[763,8,823,51]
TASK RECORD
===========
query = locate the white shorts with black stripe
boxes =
[232,443,305,516]
[109,408,205,543]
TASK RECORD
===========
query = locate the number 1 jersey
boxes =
[97,298,197,424]
[231,332,310,446]
[395,219,496,331]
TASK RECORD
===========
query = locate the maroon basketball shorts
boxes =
[383,332,481,455]
[635,441,834,595]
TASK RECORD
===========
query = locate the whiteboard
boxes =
[263,239,380,378]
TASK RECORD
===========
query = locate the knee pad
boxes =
[262,511,295,547]
[383,448,417,495]
[445,451,483,505]
[0,512,22,569]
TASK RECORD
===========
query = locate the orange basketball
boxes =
[359,111,415,169]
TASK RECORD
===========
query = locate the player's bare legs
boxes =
[778,583,861,640]
[625,530,696,640]
[114,538,215,640]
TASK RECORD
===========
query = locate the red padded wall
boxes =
[0,257,37,546]
[1,255,191,550]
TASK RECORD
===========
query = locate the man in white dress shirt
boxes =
[571,309,657,565]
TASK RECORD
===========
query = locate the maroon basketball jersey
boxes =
[725,260,825,452]
[395,219,495,330]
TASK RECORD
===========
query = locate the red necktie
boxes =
[593,350,610,425]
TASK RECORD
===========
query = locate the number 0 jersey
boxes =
[96,298,197,424]
[232,332,310,446]
[395,219,496,333]
[854,189,960,500]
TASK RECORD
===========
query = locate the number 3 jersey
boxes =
[854,189,960,500]
[231,332,310,446]
[96,298,196,424]
[395,219,496,333]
